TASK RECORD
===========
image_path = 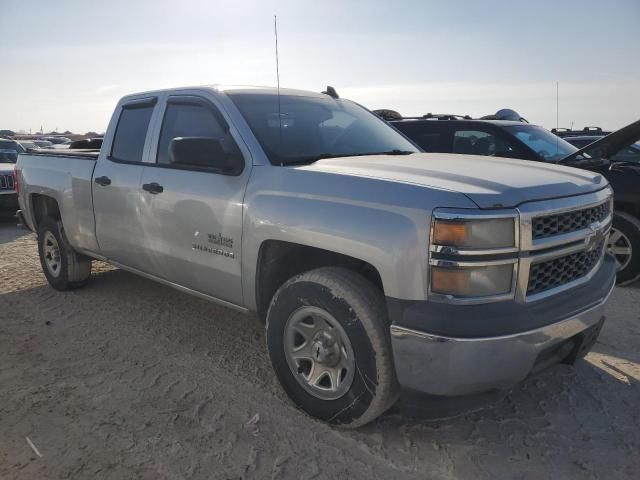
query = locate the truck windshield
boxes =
[505,125,578,163]
[227,93,418,165]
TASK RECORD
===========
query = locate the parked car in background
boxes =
[15,85,615,426]
[558,135,640,164]
[558,122,640,284]
[44,136,72,145]
[552,126,612,139]
[380,110,640,285]
[17,140,42,151]
[32,140,54,149]
[0,139,25,163]
[68,138,103,150]
[0,139,20,215]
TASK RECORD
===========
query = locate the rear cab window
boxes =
[110,99,156,163]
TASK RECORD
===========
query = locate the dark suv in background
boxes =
[375,110,578,162]
[377,110,640,285]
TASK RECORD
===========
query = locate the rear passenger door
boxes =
[93,97,157,272]
[137,95,251,306]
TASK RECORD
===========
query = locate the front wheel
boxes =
[608,211,640,285]
[266,267,398,428]
[37,217,92,291]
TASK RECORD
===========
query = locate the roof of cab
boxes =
[120,85,331,102]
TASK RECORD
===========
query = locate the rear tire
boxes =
[609,211,640,285]
[37,217,92,291]
[266,267,398,428]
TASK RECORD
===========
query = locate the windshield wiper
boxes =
[365,149,415,156]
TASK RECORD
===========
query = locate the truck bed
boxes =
[17,152,99,253]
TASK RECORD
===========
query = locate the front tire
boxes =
[266,267,398,428]
[37,217,92,291]
[609,211,640,285]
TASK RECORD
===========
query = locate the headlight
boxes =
[432,217,515,249]
[431,263,514,297]
[429,210,519,302]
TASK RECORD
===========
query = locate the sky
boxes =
[1,0,638,134]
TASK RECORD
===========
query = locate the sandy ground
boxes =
[0,217,639,480]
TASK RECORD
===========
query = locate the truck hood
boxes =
[297,153,607,209]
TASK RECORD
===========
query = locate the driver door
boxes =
[137,95,251,306]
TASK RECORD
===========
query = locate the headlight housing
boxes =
[432,218,515,249]
[431,262,515,297]
[429,209,519,302]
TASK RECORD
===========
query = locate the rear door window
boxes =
[453,129,524,158]
[110,102,155,163]
[453,130,494,155]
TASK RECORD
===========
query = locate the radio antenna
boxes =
[556,81,560,155]
[274,15,283,154]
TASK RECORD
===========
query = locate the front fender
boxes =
[241,166,476,311]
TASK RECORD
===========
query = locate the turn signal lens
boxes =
[432,217,515,249]
[433,221,467,245]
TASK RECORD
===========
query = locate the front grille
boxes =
[527,240,604,296]
[0,174,15,190]
[532,202,610,240]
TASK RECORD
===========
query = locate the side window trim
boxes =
[166,96,230,133]
[108,96,158,164]
[150,95,244,175]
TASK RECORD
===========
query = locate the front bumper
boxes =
[389,256,616,397]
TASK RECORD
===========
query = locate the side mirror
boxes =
[168,137,241,173]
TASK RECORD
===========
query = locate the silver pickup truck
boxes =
[16,86,616,427]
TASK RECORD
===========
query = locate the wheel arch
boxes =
[254,240,384,321]
[30,193,61,228]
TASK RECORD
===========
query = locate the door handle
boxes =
[142,182,164,194]
[94,176,111,186]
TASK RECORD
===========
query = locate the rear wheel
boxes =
[37,217,92,290]
[266,267,398,428]
[609,211,640,285]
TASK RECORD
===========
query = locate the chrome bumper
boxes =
[390,278,614,397]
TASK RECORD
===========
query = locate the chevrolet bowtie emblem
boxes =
[585,222,604,252]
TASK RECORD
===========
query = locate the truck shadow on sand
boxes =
[0,216,29,245]
[2,264,640,479]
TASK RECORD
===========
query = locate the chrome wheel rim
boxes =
[283,306,355,400]
[43,231,62,278]
[608,228,632,272]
